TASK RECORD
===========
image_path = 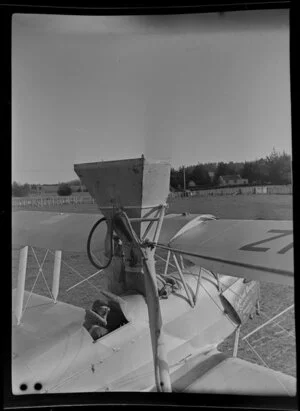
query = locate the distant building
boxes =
[30,184,43,194]
[219,175,248,186]
[208,171,215,182]
[188,180,196,188]
[42,185,59,193]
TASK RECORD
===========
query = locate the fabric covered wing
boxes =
[160,218,293,286]
[171,350,296,395]
[12,211,102,252]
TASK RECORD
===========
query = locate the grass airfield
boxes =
[12,194,295,378]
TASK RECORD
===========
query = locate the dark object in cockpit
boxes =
[83,302,110,341]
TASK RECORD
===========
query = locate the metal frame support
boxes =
[52,250,62,303]
[163,250,171,276]
[172,253,194,308]
[233,325,241,357]
[180,254,185,270]
[15,246,28,325]
[142,248,172,392]
[194,267,202,306]
[153,205,166,244]
[112,206,171,392]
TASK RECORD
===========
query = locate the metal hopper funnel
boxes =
[74,156,171,238]
[74,156,172,392]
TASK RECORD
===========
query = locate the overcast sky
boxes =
[12,10,291,184]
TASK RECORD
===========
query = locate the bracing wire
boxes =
[244,338,292,396]
[200,282,237,328]
[22,248,49,315]
[31,247,54,300]
[47,249,125,305]
[259,310,295,339]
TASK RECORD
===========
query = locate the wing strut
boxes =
[15,246,28,325]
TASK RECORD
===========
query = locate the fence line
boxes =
[12,185,292,207]
[169,184,292,199]
[12,195,95,208]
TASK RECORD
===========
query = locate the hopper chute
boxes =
[74,156,170,237]
[74,156,172,392]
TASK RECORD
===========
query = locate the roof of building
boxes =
[220,174,242,182]
[188,180,196,187]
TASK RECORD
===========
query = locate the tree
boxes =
[12,182,30,197]
[191,164,211,186]
[265,149,291,184]
[213,162,236,185]
[66,178,81,186]
[57,183,72,196]
[170,168,180,189]
[242,161,262,184]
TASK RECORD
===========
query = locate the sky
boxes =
[12,10,291,184]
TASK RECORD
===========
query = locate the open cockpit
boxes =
[83,296,129,342]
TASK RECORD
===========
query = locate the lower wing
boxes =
[171,349,296,396]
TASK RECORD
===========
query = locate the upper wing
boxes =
[12,210,102,252]
[158,215,294,286]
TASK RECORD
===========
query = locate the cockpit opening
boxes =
[83,297,129,342]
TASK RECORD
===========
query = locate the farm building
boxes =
[219,175,248,186]
[208,171,215,182]
[188,180,197,188]
[30,184,43,194]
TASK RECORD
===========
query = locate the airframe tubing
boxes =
[142,248,172,392]
[144,205,172,392]
[15,246,28,325]
[194,267,202,305]
[153,206,167,244]
[233,325,241,357]
[52,250,62,303]
[172,253,194,308]
[163,250,171,275]
[115,207,172,392]
[180,255,185,270]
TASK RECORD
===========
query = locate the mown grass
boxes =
[12,194,295,377]
[13,194,293,220]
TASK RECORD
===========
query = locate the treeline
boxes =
[170,149,292,190]
[12,149,292,197]
[12,182,31,197]
[12,180,87,197]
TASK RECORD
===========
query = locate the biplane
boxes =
[12,157,295,395]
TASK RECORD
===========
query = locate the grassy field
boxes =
[12,194,295,378]
[13,194,293,220]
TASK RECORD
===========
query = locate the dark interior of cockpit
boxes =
[83,294,128,341]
